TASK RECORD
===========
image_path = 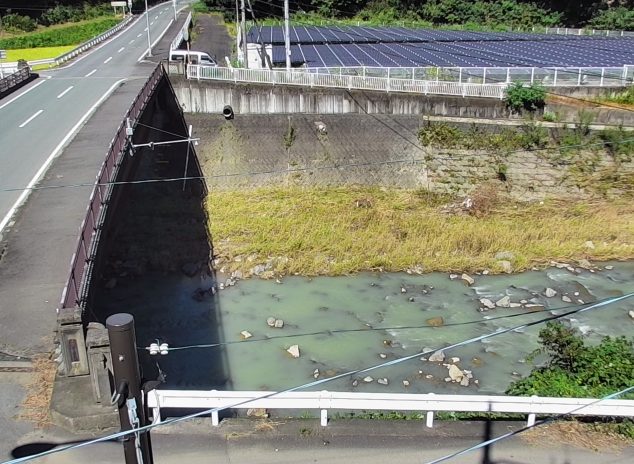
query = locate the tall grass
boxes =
[0,17,119,49]
[207,186,634,276]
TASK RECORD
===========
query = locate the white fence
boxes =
[170,11,192,51]
[539,26,634,38]
[187,65,509,99]
[299,65,634,87]
[147,390,634,428]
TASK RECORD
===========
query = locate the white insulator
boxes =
[159,343,169,355]
[149,343,159,355]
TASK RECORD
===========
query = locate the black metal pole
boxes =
[107,313,153,464]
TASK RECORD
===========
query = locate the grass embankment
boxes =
[0,17,119,50]
[3,46,75,62]
[596,87,634,110]
[207,186,634,276]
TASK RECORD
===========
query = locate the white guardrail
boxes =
[170,11,192,51]
[0,15,134,72]
[147,390,634,428]
[187,65,509,98]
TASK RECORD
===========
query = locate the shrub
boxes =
[1,14,37,33]
[505,82,546,113]
[507,322,634,399]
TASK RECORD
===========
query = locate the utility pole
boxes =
[144,0,153,58]
[107,314,153,464]
[241,0,248,68]
[284,0,291,72]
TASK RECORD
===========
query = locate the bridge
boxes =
[0,4,632,454]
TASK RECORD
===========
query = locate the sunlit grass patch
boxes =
[207,186,634,276]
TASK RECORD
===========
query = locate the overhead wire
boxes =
[424,384,634,464]
[3,292,633,464]
[0,133,633,194]
[1,132,633,194]
[145,295,622,353]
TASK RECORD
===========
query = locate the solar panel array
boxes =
[249,25,634,68]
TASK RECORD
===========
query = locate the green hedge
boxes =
[0,18,120,49]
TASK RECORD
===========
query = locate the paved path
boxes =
[4,419,633,464]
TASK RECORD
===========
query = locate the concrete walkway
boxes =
[5,419,633,464]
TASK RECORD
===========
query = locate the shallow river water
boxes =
[97,262,634,395]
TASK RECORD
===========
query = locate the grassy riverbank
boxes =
[206,186,634,276]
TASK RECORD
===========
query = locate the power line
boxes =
[424,384,634,464]
[1,134,633,194]
[3,292,632,464]
[142,296,618,353]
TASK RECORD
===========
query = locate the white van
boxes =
[169,50,217,66]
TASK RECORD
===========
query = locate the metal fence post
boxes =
[107,314,153,464]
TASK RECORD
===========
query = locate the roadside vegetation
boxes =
[507,322,634,437]
[597,87,634,108]
[3,46,75,62]
[0,17,120,50]
[206,187,634,276]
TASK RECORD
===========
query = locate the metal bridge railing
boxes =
[187,65,509,99]
[59,63,166,313]
[147,389,634,428]
[170,11,192,51]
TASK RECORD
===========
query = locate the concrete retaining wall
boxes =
[188,113,633,200]
[172,77,512,118]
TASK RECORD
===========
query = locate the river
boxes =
[94,261,634,395]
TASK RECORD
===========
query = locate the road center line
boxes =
[104,57,113,64]
[56,86,74,99]
[118,47,125,53]
[19,110,44,128]
[85,69,97,77]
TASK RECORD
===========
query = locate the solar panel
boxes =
[250,25,634,68]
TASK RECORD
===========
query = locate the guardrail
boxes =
[0,66,31,95]
[59,63,166,312]
[55,15,134,66]
[170,11,192,50]
[147,390,634,427]
[299,65,634,87]
[187,65,509,99]
[0,15,134,71]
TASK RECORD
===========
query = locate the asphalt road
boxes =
[0,1,188,233]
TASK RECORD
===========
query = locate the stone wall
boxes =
[188,113,633,200]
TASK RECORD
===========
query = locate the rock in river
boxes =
[287,345,300,358]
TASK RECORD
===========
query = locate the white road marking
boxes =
[137,18,173,62]
[144,27,148,31]
[19,110,44,128]
[129,39,135,44]
[138,33,143,37]
[0,76,50,111]
[118,47,125,53]
[155,15,158,20]
[0,80,126,234]
[150,21,154,26]
[104,57,113,64]
[56,86,74,99]
[85,69,97,77]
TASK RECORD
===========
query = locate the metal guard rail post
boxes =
[147,390,634,428]
[59,63,165,312]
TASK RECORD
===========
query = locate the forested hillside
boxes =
[201,0,634,29]
[1,1,633,30]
